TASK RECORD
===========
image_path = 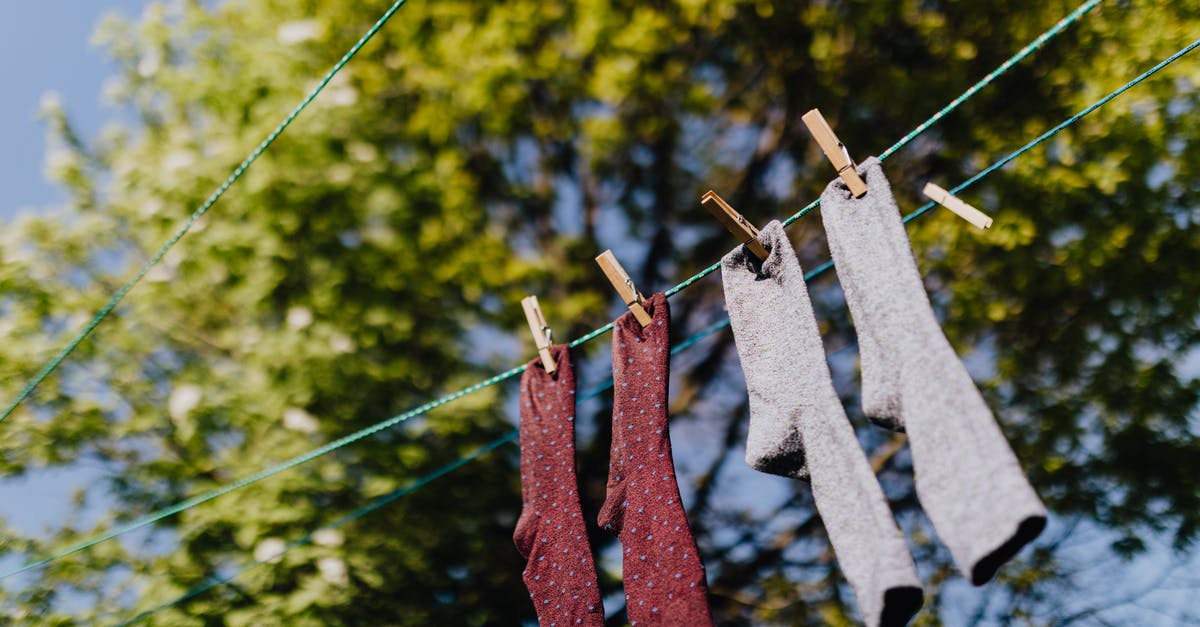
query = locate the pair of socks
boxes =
[722,221,923,627]
[515,298,713,625]
[819,158,1046,585]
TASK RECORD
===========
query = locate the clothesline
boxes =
[0,0,1099,426]
[112,36,1200,622]
[0,0,416,425]
[114,320,788,625]
[113,431,519,627]
[108,30,1195,614]
[0,0,1126,583]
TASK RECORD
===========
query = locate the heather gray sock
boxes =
[820,158,1047,585]
[722,221,923,626]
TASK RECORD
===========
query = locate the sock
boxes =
[513,345,606,625]
[722,220,923,626]
[597,293,714,626]
[820,157,1047,584]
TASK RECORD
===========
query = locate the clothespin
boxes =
[922,183,993,230]
[520,295,557,373]
[594,250,653,327]
[700,190,769,261]
[801,108,868,198]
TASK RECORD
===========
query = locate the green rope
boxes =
[682,0,1103,283]
[902,36,1200,224]
[113,431,520,627]
[0,363,526,580]
[110,30,1200,625]
[876,0,1103,162]
[567,322,615,349]
[0,0,412,424]
[115,323,728,625]
[0,0,1110,582]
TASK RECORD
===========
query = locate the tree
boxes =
[0,0,1198,624]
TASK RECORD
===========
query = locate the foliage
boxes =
[0,0,1198,624]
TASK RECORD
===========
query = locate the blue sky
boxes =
[0,0,150,219]
[0,0,151,543]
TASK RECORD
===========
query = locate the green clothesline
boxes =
[116,32,1200,616]
[0,0,1109,583]
[114,319,730,626]
[0,0,1102,425]
[0,0,413,424]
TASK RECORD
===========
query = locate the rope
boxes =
[113,432,519,627]
[116,324,727,625]
[875,0,1103,162]
[123,28,1200,608]
[115,27,1200,627]
[0,0,1110,582]
[674,0,1104,291]
[0,363,528,580]
[904,35,1200,223]
[0,0,413,424]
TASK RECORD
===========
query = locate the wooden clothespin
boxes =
[802,108,868,198]
[520,295,557,373]
[922,183,993,230]
[700,190,769,261]
[594,250,653,327]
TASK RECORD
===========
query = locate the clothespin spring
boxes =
[836,144,856,175]
[624,278,644,306]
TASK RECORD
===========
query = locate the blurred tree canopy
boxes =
[0,0,1198,624]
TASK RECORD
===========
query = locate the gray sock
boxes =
[820,158,1047,584]
[722,221,923,626]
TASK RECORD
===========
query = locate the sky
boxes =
[0,0,153,543]
[0,0,152,220]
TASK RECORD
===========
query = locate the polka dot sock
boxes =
[597,293,714,625]
[513,345,605,626]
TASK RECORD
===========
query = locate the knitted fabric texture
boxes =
[513,345,605,625]
[721,220,923,626]
[820,157,1047,585]
[598,293,714,625]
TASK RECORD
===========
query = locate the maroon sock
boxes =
[513,345,605,626]
[597,293,714,625]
